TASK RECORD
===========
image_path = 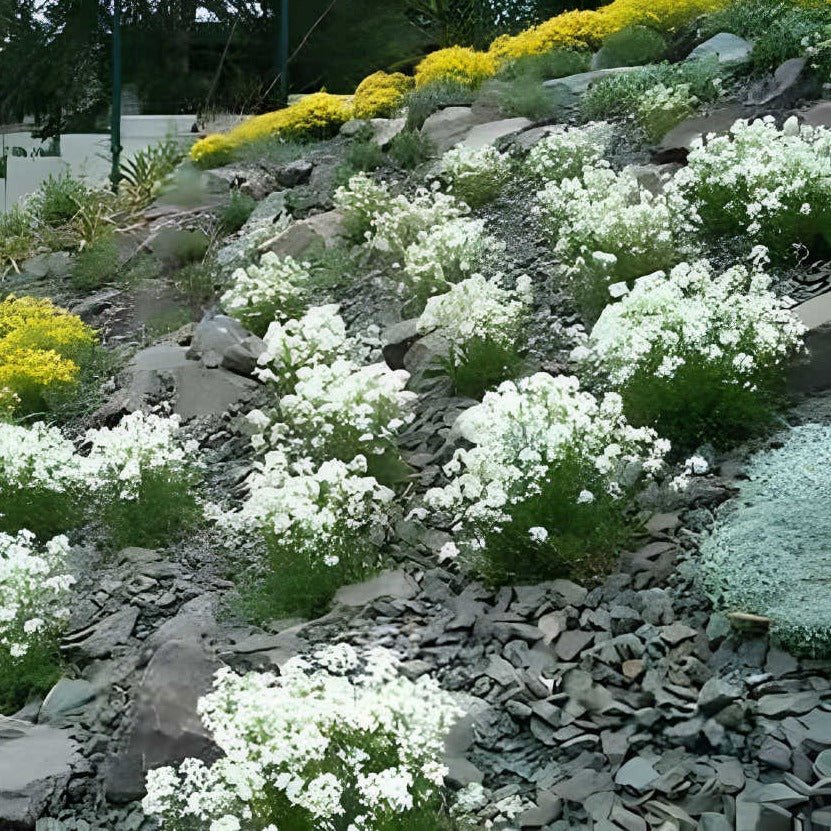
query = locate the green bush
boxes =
[404,80,477,129]
[0,206,35,272]
[218,190,256,234]
[0,641,61,715]
[33,173,90,227]
[439,336,525,399]
[388,129,436,168]
[335,130,387,185]
[497,47,590,81]
[593,25,667,69]
[173,261,219,307]
[70,235,120,290]
[478,76,564,120]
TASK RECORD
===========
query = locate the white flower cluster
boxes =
[441,144,512,207]
[0,530,74,661]
[142,645,462,831]
[333,172,395,239]
[538,163,679,287]
[220,251,310,332]
[402,218,506,296]
[216,451,394,561]
[573,259,806,388]
[84,412,200,500]
[668,116,831,254]
[425,373,668,528]
[636,83,698,143]
[255,304,363,390]
[526,122,614,182]
[417,273,533,349]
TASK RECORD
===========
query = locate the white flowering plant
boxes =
[333,172,395,242]
[425,373,668,585]
[84,412,203,549]
[537,163,681,321]
[402,218,506,305]
[221,252,311,337]
[573,258,806,451]
[668,117,831,264]
[216,451,395,618]
[0,531,74,713]
[143,645,462,831]
[0,422,88,538]
[526,122,614,183]
[440,145,513,208]
[636,83,698,144]
[417,273,532,398]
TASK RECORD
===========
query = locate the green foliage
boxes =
[152,228,211,266]
[144,307,194,339]
[218,191,256,235]
[231,136,309,167]
[0,205,35,273]
[593,25,667,70]
[335,130,387,185]
[404,80,476,129]
[173,261,219,308]
[0,485,78,540]
[33,173,90,227]
[439,336,525,399]
[497,47,590,81]
[470,455,633,587]
[70,235,120,291]
[388,130,437,168]
[0,641,61,716]
[99,466,202,551]
[478,75,563,120]
[119,139,185,209]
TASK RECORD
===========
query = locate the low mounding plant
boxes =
[573,258,806,452]
[334,173,395,242]
[218,191,257,235]
[0,295,97,416]
[83,412,203,550]
[414,45,498,89]
[635,82,698,143]
[218,452,395,618]
[425,373,668,585]
[31,172,91,227]
[496,48,590,82]
[668,117,831,264]
[221,252,311,336]
[593,25,667,69]
[526,122,614,183]
[417,274,532,398]
[388,130,437,169]
[0,206,36,274]
[70,235,120,291]
[441,145,512,208]
[402,218,506,304]
[353,70,414,119]
[537,163,680,321]
[143,645,462,831]
[0,422,86,539]
[0,531,74,713]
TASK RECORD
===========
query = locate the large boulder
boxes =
[747,57,819,110]
[0,717,82,829]
[461,117,533,150]
[103,639,221,804]
[187,315,266,376]
[261,210,346,260]
[655,104,749,162]
[421,107,482,154]
[341,118,407,149]
[543,66,639,97]
[687,33,753,68]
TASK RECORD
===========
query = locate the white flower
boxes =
[528,526,548,543]
[438,541,460,562]
[527,122,614,183]
[577,490,595,504]
[685,455,710,475]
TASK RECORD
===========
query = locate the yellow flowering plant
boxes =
[414,45,498,88]
[0,296,96,415]
[353,71,414,119]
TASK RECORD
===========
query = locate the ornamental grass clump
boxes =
[526,122,614,184]
[0,422,87,539]
[575,259,806,452]
[440,145,512,208]
[84,412,203,550]
[221,252,311,337]
[402,218,506,305]
[417,274,532,398]
[0,531,74,713]
[668,117,831,264]
[537,164,680,321]
[218,452,395,618]
[143,644,462,831]
[425,373,668,586]
[0,295,97,416]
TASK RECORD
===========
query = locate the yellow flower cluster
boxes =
[414,45,499,89]
[190,0,730,165]
[192,92,354,167]
[0,296,96,414]
[353,71,414,119]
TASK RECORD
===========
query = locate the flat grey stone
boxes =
[659,622,698,645]
[815,749,831,777]
[697,814,732,831]
[552,768,614,803]
[698,678,742,716]
[518,792,562,827]
[276,159,313,187]
[758,737,792,770]
[747,57,815,109]
[39,679,97,724]
[555,629,593,661]
[334,570,418,607]
[69,607,140,659]
[657,104,748,157]
[757,692,820,717]
[421,107,480,154]
[187,315,265,376]
[543,66,639,96]
[687,33,752,67]
[615,757,659,791]
[460,117,532,150]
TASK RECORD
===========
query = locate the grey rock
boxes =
[369,117,407,149]
[0,717,81,829]
[147,593,219,649]
[261,209,345,260]
[656,104,748,159]
[39,679,97,724]
[815,749,831,777]
[543,66,639,96]
[550,579,588,608]
[69,607,139,659]
[552,768,614,803]
[382,319,421,370]
[615,757,659,791]
[334,570,418,607]
[697,678,741,716]
[35,820,67,831]
[187,314,266,376]
[104,639,221,803]
[19,252,73,281]
[460,117,533,150]
[747,58,817,109]
[758,737,792,770]
[518,792,562,827]
[659,622,698,645]
[757,692,819,717]
[697,814,732,831]
[276,159,313,188]
[555,629,593,661]
[421,107,481,153]
[802,101,831,129]
[687,33,752,67]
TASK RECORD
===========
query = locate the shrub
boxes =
[142,645,462,831]
[526,122,614,183]
[31,173,90,227]
[402,218,507,303]
[417,274,531,398]
[477,75,565,121]
[636,82,698,143]
[496,48,590,82]
[0,206,35,274]
[119,139,184,208]
[537,164,679,321]
[441,145,512,208]
[414,46,498,89]
[0,296,97,416]
[70,235,120,291]
[574,259,806,451]
[218,191,256,235]
[335,131,387,185]
[425,373,668,585]
[353,71,414,119]
[84,412,202,550]
[593,25,667,69]
[174,261,219,308]
[388,130,436,168]
[0,531,74,714]
[0,422,86,539]
[220,453,394,618]
[220,252,311,336]
[403,80,476,130]
[751,4,831,72]
[334,173,395,242]
[668,117,831,264]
